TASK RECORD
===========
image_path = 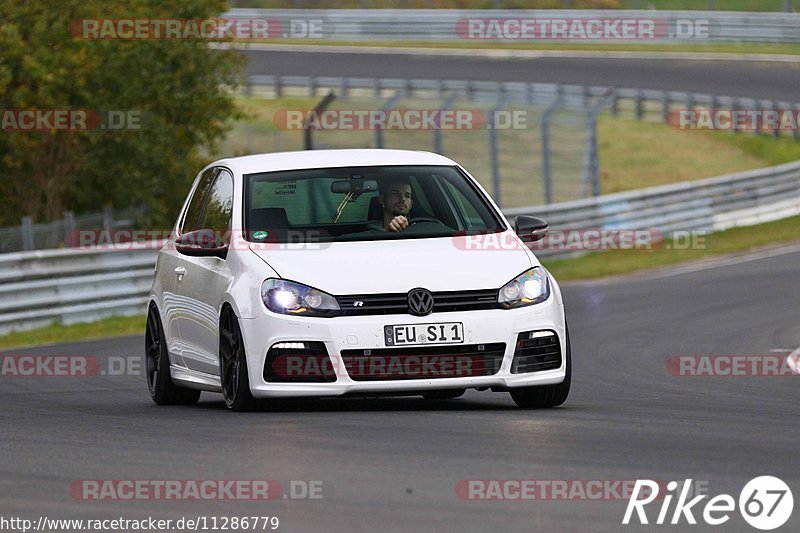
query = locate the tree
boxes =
[0,0,244,227]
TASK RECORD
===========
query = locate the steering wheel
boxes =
[408,217,441,226]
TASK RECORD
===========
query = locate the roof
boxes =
[214,149,458,175]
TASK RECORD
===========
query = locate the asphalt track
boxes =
[243,48,800,101]
[2,248,798,532]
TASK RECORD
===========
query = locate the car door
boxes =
[175,168,235,376]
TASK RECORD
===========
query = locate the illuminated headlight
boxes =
[261,279,340,317]
[498,267,550,309]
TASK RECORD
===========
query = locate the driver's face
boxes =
[382,183,413,216]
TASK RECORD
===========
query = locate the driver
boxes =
[378,177,413,232]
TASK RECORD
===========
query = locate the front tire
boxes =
[145,305,201,406]
[510,325,571,409]
[219,308,257,412]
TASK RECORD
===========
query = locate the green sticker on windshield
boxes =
[252,231,269,241]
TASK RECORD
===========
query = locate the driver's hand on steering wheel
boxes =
[388,215,409,232]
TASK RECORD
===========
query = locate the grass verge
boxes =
[0,315,146,351]
[542,214,800,281]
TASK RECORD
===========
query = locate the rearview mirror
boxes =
[175,229,228,259]
[514,215,549,242]
[331,177,379,195]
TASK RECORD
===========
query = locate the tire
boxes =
[145,305,201,406]
[219,308,258,412]
[422,389,466,400]
[509,324,571,409]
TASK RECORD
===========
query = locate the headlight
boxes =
[261,279,340,317]
[498,267,550,309]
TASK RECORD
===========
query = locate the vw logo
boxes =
[407,288,434,316]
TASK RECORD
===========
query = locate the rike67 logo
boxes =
[623,476,793,530]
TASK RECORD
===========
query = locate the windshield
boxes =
[244,165,505,243]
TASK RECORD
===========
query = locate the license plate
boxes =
[384,322,464,347]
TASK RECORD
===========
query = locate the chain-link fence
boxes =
[0,206,146,254]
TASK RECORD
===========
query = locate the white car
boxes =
[146,149,570,411]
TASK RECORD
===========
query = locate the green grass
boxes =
[0,315,145,350]
[542,214,800,280]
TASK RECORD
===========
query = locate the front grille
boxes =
[511,331,562,374]
[340,343,505,381]
[263,341,336,383]
[336,289,500,317]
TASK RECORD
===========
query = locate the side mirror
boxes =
[514,215,549,242]
[175,229,228,259]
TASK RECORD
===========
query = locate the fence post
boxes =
[662,91,670,123]
[785,0,792,12]
[304,91,337,150]
[434,92,461,154]
[375,89,406,149]
[21,216,34,251]
[102,205,113,231]
[488,92,507,208]
[275,76,282,98]
[541,88,563,205]
[64,211,75,247]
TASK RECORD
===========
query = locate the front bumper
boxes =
[239,293,566,398]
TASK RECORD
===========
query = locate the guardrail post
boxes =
[661,92,670,123]
[785,0,792,12]
[274,76,282,98]
[309,76,317,97]
[732,98,740,135]
[610,89,619,116]
[755,100,763,135]
[794,105,799,141]
[338,78,349,100]
[21,216,34,251]
[635,90,644,120]
[373,78,381,98]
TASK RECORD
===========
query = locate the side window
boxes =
[181,168,217,234]
[441,179,484,229]
[199,169,234,243]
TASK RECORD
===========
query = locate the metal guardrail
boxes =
[506,160,800,256]
[225,9,800,44]
[0,246,159,334]
[1,162,799,333]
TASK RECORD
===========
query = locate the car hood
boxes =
[249,234,535,295]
